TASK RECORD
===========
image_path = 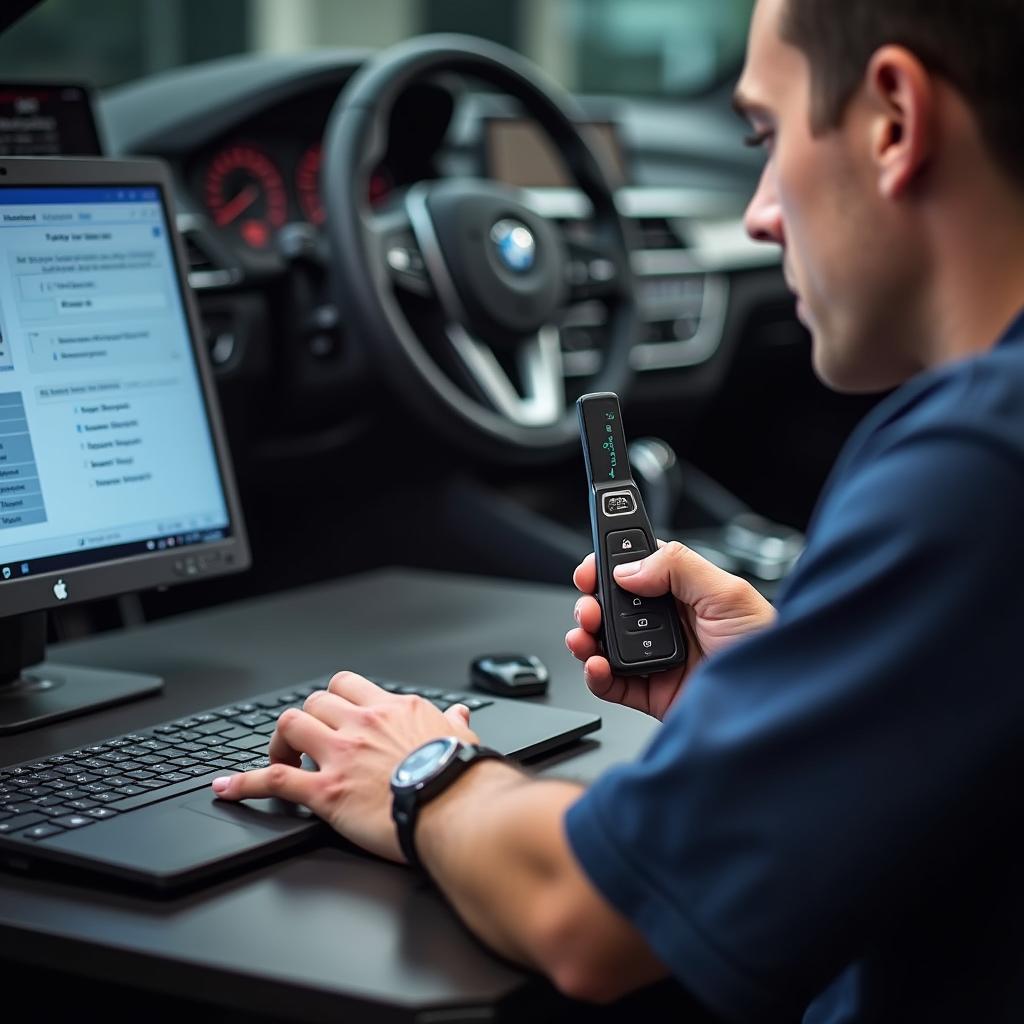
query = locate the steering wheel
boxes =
[321,34,639,461]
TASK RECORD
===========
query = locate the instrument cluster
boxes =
[197,138,393,251]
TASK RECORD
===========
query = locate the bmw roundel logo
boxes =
[490,219,536,273]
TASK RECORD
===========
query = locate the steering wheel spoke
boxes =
[368,205,433,298]
[446,324,566,427]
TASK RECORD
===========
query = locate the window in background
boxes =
[0,0,752,97]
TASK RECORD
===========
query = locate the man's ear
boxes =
[864,45,934,199]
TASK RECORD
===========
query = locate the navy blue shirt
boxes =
[566,312,1024,1023]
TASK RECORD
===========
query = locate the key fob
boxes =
[577,392,687,675]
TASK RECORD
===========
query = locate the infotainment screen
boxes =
[485,118,628,188]
[0,84,103,156]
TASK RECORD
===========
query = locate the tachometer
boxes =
[203,143,288,249]
[296,142,394,226]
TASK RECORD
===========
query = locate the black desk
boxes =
[0,569,671,1023]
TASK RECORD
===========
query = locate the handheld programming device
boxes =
[577,392,688,675]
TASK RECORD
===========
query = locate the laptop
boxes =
[0,156,600,892]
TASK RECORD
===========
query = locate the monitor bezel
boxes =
[0,156,250,617]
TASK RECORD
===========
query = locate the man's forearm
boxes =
[415,760,584,969]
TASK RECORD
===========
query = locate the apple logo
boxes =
[52,578,68,601]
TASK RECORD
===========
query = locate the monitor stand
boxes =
[0,612,163,736]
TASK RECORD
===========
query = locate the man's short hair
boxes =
[781,0,1024,187]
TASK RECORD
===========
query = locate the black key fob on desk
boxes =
[470,655,549,697]
[577,392,688,675]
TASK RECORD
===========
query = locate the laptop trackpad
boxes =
[43,797,316,879]
[185,794,315,825]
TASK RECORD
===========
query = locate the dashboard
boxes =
[95,48,869,554]
[100,51,800,446]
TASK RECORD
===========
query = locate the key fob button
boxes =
[622,613,664,633]
[602,491,637,517]
[619,631,678,664]
[606,530,649,560]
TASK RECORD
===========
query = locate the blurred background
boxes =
[0,0,754,98]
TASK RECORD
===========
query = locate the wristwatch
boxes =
[390,736,505,871]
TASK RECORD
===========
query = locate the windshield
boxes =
[0,0,754,97]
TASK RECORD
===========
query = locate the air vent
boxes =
[634,216,687,251]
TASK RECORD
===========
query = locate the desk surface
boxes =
[0,568,661,1022]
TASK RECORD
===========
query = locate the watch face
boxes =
[393,737,457,789]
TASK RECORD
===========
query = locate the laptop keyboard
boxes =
[0,679,494,845]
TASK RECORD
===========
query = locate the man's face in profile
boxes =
[736,0,923,393]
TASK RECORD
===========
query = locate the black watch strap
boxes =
[392,742,504,872]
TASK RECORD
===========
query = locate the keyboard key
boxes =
[22,824,65,841]
[114,786,146,796]
[237,714,272,728]
[0,812,46,834]
[53,814,95,829]
[67,799,99,811]
[1,802,36,816]
[37,805,77,818]
[227,735,268,752]
[218,726,253,741]
[57,789,89,802]
[195,722,231,736]
[85,808,118,820]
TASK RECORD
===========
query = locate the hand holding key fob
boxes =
[577,392,688,675]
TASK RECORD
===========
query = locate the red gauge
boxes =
[296,143,325,226]
[203,143,288,248]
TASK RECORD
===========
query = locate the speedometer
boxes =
[203,143,288,249]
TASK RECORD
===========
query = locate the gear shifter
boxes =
[628,438,804,587]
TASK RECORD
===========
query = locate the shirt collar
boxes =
[996,307,1024,348]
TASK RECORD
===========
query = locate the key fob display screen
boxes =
[580,393,628,484]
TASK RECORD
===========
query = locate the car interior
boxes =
[0,0,891,1018]
[0,0,886,648]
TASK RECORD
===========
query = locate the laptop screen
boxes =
[0,184,232,582]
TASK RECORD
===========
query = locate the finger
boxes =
[572,553,597,594]
[302,688,359,729]
[444,704,471,729]
[267,707,336,765]
[582,655,629,705]
[573,594,602,634]
[612,540,741,607]
[583,657,669,718]
[326,670,393,706]
[566,626,601,662]
[212,760,316,805]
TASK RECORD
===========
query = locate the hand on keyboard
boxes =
[210,671,480,863]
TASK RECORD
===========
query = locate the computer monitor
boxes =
[0,157,250,734]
